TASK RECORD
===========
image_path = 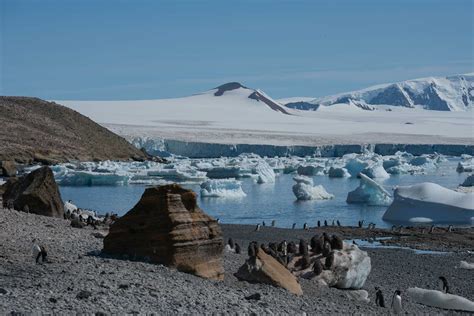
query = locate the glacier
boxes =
[382,183,474,224]
[292,176,334,200]
[346,173,392,206]
[200,179,246,198]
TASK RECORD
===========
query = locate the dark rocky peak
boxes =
[214,82,248,96]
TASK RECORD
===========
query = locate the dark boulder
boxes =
[0,161,16,177]
[2,166,64,218]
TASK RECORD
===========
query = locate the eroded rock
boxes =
[103,184,224,280]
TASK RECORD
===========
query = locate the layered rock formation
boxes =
[235,248,303,296]
[2,166,64,218]
[103,184,224,280]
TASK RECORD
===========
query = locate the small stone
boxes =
[76,290,92,300]
[118,284,129,290]
[245,293,262,301]
[0,288,7,295]
[49,297,57,303]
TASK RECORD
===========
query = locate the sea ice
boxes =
[457,159,473,172]
[292,176,334,200]
[360,163,390,179]
[382,183,474,224]
[297,165,325,176]
[346,173,392,206]
[200,179,246,198]
[328,166,350,178]
[344,159,369,177]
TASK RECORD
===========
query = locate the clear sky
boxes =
[1,0,472,100]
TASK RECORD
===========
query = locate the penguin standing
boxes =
[439,276,450,293]
[337,220,341,227]
[303,222,308,230]
[324,220,328,227]
[317,220,321,227]
[391,290,402,314]
[292,223,296,229]
[234,243,241,254]
[375,287,385,307]
[255,224,261,231]
[271,220,276,227]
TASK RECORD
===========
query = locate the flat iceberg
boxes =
[346,173,392,206]
[382,183,474,224]
[200,179,246,198]
[58,171,130,186]
[292,176,334,200]
[255,161,275,184]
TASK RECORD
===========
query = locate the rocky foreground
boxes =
[0,208,473,315]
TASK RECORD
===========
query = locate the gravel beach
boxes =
[0,207,473,315]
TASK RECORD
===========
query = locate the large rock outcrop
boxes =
[103,184,224,280]
[2,166,64,218]
[235,248,303,295]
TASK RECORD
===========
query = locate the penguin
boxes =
[391,225,396,232]
[322,232,331,244]
[313,260,323,276]
[352,240,358,245]
[262,221,266,227]
[292,223,296,229]
[322,241,332,257]
[439,276,450,293]
[324,220,328,227]
[299,239,308,255]
[228,238,235,250]
[255,224,261,232]
[375,287,385,307]
[287,241,297,254]
[301,253,311,269]
[216,218,220,224]
[358,220,364,228]
[429,225,435,233]
[234,243,241,254]
[248,242,258,257]
[271,220,276,227]
[269,242,278,253]
[332,220,335,226]
[317,220,321,227]
[330,235,343,250]
[324,252,334,269]
[310,235,323,254]
[448,225,453,232]
[278,240,288,256]
[303,223,308,230]
[337,220,341,227]
[391,290,402,314]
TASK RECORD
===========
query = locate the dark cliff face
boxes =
[0,96,147,163]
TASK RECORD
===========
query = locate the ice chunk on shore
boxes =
[292,176,334,200]
[200,179,246,198]
[328,166,350,178]
[460,261,474,270]
[64,201,78,213]
[407,287,474,312]
[346,173,392,206]
[255,161,275,184]
[382,183,474,224]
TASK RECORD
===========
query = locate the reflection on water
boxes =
[59,159,466,229]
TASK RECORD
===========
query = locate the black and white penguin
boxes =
[299,239,308,255]
[330,235,343,250]
[271,220,276,227]
[324,252,334,269]
[262,221,266,227]
[317,220,321,227]
[322,241,332,257]
[310,235,323,254]
[391,290,402,314]
[228,238,235,250]
[324,220,328,227]
[303,223,308,230]
[439,276,450,293]
[234,243,241,254]
[375,287,385,307]
[248,241,258,257]
[292,223,296,229]
[255,224,261,231]
[337,220,341,227]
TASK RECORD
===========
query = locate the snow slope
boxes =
[286,74,474,111]
[58,78,473,150]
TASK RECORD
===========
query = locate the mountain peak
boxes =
[214,82,248,96]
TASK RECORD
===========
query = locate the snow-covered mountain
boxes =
[283,74,474,111]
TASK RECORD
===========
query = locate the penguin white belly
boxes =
[393,295,402,314]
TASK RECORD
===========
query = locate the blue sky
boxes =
[1,0,472,100]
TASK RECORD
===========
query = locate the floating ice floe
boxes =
[344,158,370,178]
[147,166,207,182]
[255,161,275,184]
[346,173,392,206]
[58,171,131,186]
[328,166,350,178]
[360,163,390,179]
[200,179,246,198]
[382,183,474,224]
[292,176,334,200]
[297,165,325,176]
[457,158,473,173]
[407,287,474,312]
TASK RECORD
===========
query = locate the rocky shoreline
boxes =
[1,207,473,315]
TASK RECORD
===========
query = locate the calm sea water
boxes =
[59,159,467,228]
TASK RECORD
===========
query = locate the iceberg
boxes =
[360,163,390,179]
[292,176,334,200]
[255,161,275,184]
[328,166,350,178]
[297,165,324,176]
[346,173,392,206]
[407,287,474,312]
[205,166,243,179]
[344,159,369,177]
[457,159,473,172]
[200,179,246,198]
[382,183,474,224]
[147,167,207,182]
[58,171,130,186]
[461,174,474,187]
